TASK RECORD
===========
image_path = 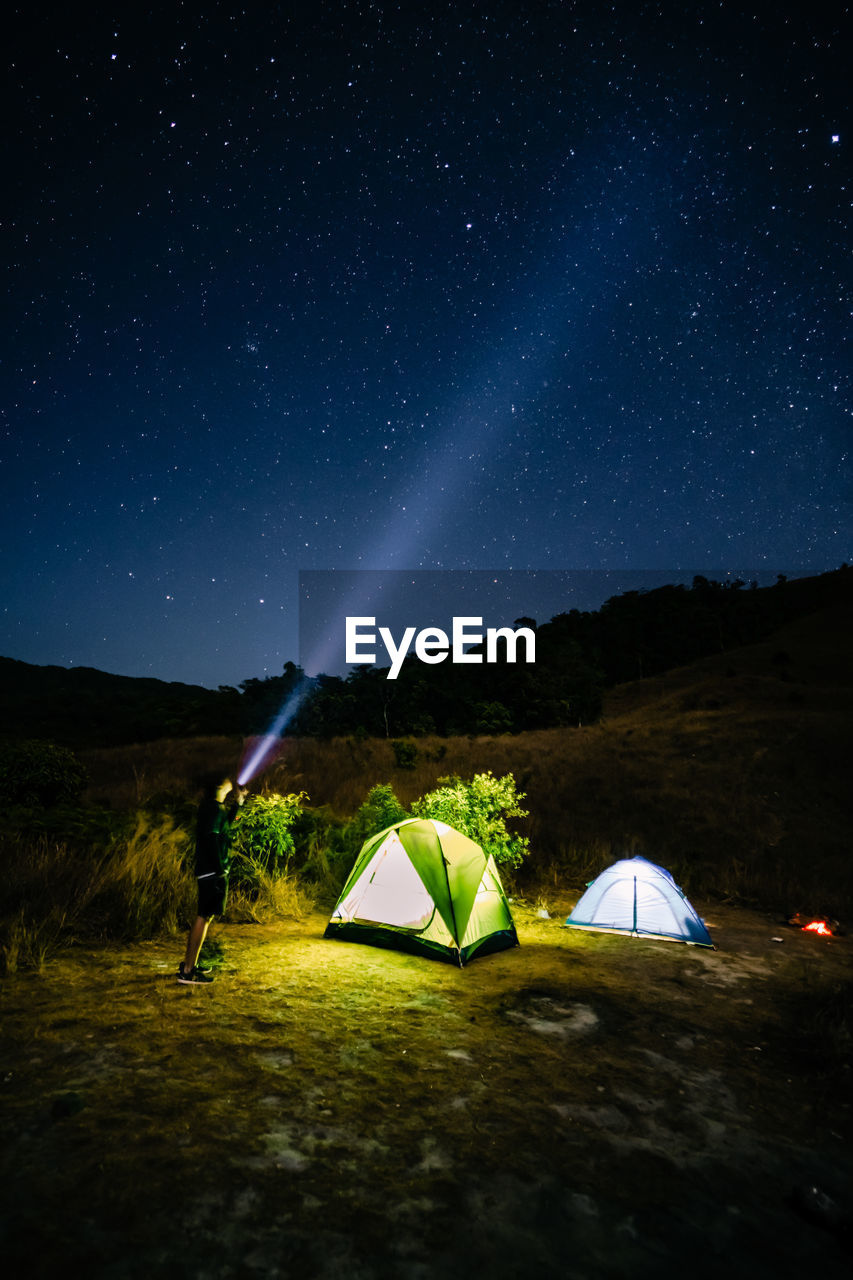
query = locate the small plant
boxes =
[227,792,310,922]
[197,937,228,972]
[412,770,530,868]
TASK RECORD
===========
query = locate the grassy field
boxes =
[1,901,850,1279]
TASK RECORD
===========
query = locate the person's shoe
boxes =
[176,959,212,977]
[177,965,214,985]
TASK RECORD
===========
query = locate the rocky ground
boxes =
[1,899,850,1279]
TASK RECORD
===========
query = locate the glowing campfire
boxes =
[802,920,832,937]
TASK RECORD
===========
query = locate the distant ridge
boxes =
[0,657,233,747]
[1,568,849,747]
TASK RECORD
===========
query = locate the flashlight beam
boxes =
[237,680,312,785]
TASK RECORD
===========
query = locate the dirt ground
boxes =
[1,898,850,1280]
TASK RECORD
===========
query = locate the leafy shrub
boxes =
[290,804,352,892]
[0,740,88,807]
[295,783,411,897]
[412,770,530,867]
[229,791,307,886]
[344,783,409,852]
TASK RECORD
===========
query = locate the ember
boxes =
[802,920,832,937]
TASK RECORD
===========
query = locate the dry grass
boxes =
[229,869,315,924]
[81,735,245,808]
[93,812,195,939]
[0,805,320,973]
[0,813,197,972]
[0,835,106,973]
[0,905,68,976]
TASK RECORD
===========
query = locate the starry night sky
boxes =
[2,1,850,689]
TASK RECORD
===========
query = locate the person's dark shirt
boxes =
[194,795,239,878]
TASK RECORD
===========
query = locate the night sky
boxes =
[2,1,850,689]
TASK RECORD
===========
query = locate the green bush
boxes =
[412,770,530,868]
[294,782,411,897]
[293,804,352,893]
[229,791,307,886]
[344,783,409,854]
[0,740,88,807]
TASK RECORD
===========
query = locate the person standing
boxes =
[178,775,246,984]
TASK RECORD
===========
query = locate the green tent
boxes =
[324,818,519,966]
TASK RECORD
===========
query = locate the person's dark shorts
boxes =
[197,873,228,919]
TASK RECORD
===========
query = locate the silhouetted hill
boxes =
[0,659,233,747]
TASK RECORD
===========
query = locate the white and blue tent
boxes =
[564,857,714,947]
